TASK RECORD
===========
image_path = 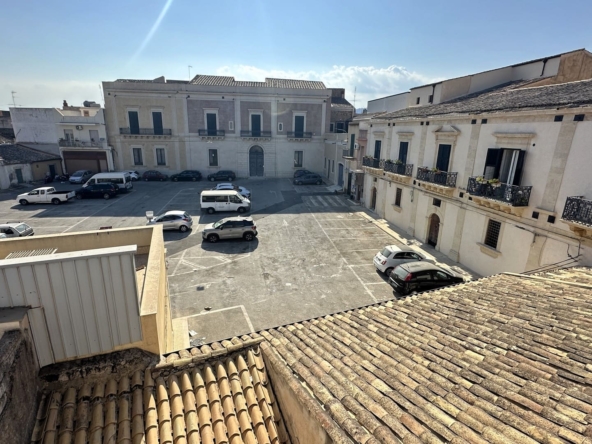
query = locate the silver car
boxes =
[202,216,257,243]
[0,222,34,238]
[373,245,426,276]
[69,170,94,184]
[146,210,193,232]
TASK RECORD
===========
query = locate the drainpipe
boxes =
[540,59,548,77]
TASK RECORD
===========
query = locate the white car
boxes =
[373,245,426,276]
[212,183,251,199]
[146,210,193,232]
[122,170,140,181]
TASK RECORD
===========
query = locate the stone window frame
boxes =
[431,126,460,170]
[131,146,143,166]
[154,146,167,167]
[249,110,264,132]
[292,111,307,132]
[203,108,219,131]
[478,217,505,258]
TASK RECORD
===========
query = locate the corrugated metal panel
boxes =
[0,245,140,365]
[28,308,54,367]
[5,248,57,259]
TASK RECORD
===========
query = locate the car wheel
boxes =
[316,180,322,185]
[207,208,215,214]
[179,225,188,233]
[103,193,110,200]
[385,268,394,277]
[243,232,254,241]
[209,177,215,182]
[19,199,28,206]
[173,177,178,182]
[238,207,246,213]
[192,177,197,182]
[76,194,82,200]
[207,234,219,243]
[52,198,61,205]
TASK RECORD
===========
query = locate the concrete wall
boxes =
[0,163,33,189]
[367,93,409,113]
[10,108,57,144]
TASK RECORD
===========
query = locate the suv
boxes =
[207,170,236,182]
[294,173,322,185]
[76,183,119,200]
[388,262,465,295]
[373,245,426,276]
[69,170,94,184]
[143,170,168,181]
[0,222,34,238]
[202,216,257,243]
[171,170,202,182]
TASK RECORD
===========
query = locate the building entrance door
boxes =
[338,164,344,186]
[249,146,264,176]
[371,187,377,210]
[14,168,24,183]
[428,214,440,246]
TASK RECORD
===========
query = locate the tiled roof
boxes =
[380,78,592,120]
[331,96,355,110]
[189,75,326,89]
[32,336,290,444]
[261,270,592,444]
[0,144,61,165]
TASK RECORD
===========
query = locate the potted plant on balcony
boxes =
[394,159,403,165]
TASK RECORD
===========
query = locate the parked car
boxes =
[142,170,169,181]
[123,170,140,181]
[202,216,257,243]
[212,183,251,199]
[171,170,202,182]
[373,245,426,276]
[17,187,76,205]
[0,222,34,238]
[146,210,193,232]
[0,233,7,240]
[76,183,119,200]
[69,170,94,184]
[294,169,313,178]
[207,170,236,182]
[388,262,465,295]
[294,173,323,185]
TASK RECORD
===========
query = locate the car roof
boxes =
[224,216,253,222]
[399,261,448,272]
[164,210,186,216]
[384,245,425,256]
[0,222,29,228]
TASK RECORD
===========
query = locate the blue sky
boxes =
[2,0,591,109]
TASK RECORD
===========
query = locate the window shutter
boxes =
[512,150,526,186]
[399,142,409,164]
[483,148,502,179]
[436,144,451,172]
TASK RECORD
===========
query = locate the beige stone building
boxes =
[103,76,350,178]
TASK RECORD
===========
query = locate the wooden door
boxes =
[428,214,440,246]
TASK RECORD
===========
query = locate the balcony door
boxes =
[128,111,139,135]
[251,114,261,137]
[483,148,525,186]
[399,142,408,164]
[152,111,163,135]
[64,129,74,142]
[436,144,451,172]
[374,140,382,159]
[206,113,217,136]
[294,115,305,137]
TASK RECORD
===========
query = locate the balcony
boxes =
[59,139,105,148]
[241,130,271,140]
[287,131,312,141]
[416,168,458,196]
[198,129,225,140]
[362,157,384,177]
[466,176,532,216]
[384,162,413,184]
[119,128,172,138]
[561,196,592,238]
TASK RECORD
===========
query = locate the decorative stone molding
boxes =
[470,196,527,217]
[418,181,456,196]
[241,135,271,141]
[561,220,592,239]
[391,204,402,213]
[478,243,501,258]
[397,131,414,142]
[385,171,412,184]
[433,125,460,142]
[200,135,224,141]
[122,135,171,140]
[373,130,385,137]
[493,132,535,149]
[363,166,384,177]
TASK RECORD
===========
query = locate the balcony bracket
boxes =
[385,171,412,185]
[241,136,271,141]
[471,196,526,217]
[561,221,592,239]
[200,135,224,141]
[363,166,384,177]
[418,181,456,197]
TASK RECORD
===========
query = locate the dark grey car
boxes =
[294,173,323,185]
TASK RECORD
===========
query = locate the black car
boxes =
[171,170,202,182]
[76,183,119,200]
[143,170,168,181]
[294,173,323,185]
[388,262,465,295]
[207,170,236,182]
[294,169,312,178]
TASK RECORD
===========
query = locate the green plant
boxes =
[430,167,440,172]
[394,159,403,165]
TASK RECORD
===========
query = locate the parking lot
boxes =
[0,178,470,344]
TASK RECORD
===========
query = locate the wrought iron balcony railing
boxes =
[241,130,271,138]
[198,129,225,137]
[59,139,104,148]
[384,162,413,176]
[562,196,592,225]
[362,157,382,169]
[287,131,312,139]
[416,168,458,187]
[466,177,532,206]
[120,128,172,136]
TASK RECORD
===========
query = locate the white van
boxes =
[200,190,251,214]
[84,172,133,191]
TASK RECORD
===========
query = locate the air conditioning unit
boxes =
[354,143,359,150]
[75,125,83,130]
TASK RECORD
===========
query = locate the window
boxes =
[205,111,218,135]
[547,215,556,224]
[250,112,262,135]
[483,148,525,185]
[209,149,218,167]
[484,220,501,249]
[554,115,563,122]
[416,97,420,105]
[436,144,451,171]
[330,123,335,132]
[215,195,227,202]
[128,111,139,134]
[156,148,166,165]
[229,121,234,131]
[230,195,242,203]
[433,271,450,281]
[433,198,441,207]
[83,110,89,117]
[336,122,345,133]
[481,118,488,124]
[395,188,402,207]
[152,111,163,135]
[471,119,477,124]
[398,142,408,164]
[294,151,303,168]
[293,113,306,136]
[64,129,74,141]
[374,140,381,159]
[532,211,539,219]
[202,195,216,203]
[574,114,585,122]
[350,134,356,151]
[278,122,283,132]
[133,148,143,165]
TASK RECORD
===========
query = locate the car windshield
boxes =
[14,224,28,233]
[72,171,83,177]
[380,248,392,258]
[213,219,225,228]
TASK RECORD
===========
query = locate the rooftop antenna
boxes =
[188,65,193,81]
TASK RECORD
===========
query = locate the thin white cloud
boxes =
[215,64,441,108]
[129,0,175,65]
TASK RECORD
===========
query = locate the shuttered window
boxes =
[484,220,502,250]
